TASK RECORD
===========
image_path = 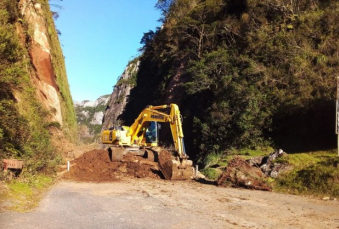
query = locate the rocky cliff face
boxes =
[101,60,139,130]
[19,0,63,125]
[75,95,110,142]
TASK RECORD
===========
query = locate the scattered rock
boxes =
[247,156,264,167]
[269,163,292,178]
[216,149,293,191]
[195,171,206,179]
[247,149,290,178]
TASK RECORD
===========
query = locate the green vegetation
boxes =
[116,72,138,87]
[42,0,78,141]
[115,59,139,87]
[45,121,62,129]
[121,0,338,162]
[201,167,222,180]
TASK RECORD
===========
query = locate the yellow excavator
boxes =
[101,104,194,180]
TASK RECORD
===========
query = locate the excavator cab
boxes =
[145,121,158,146]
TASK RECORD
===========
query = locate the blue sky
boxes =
[53,0,161,102]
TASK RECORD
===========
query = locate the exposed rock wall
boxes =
[75,95,110,142]
[19,0,63,125]
[102,61,139,130]
[75,96,110,126]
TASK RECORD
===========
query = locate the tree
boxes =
[156,0,175,18]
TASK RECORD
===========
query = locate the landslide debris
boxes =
[63,149,175,182]
[216,157,272,191]
[216,149,290,191]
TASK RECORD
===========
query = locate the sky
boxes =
[53,0,161,102]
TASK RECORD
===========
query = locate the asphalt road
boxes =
[1,178,339,229]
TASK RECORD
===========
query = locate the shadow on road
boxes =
[194,178,217,186]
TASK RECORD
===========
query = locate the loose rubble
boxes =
[216,149,291,191]
[216,157,272,191]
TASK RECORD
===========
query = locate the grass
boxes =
[234,147,275,158]
[273,150,339,198]
[200,167,223,180]
[5,175,54,212]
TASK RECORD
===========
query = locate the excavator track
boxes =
[105,146,194,180]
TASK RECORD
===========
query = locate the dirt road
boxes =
[1,178,338,229]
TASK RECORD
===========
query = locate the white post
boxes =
[67,161,70,171]
[195,165,198,177]
[337,76,339,156]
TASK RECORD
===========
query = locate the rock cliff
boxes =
[0,0,77,173]
[75,95,110,142]
[101,60,139,130]
[20,0,63,125]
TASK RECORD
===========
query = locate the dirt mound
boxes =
[216,157,272,191]
[63,149,163,182]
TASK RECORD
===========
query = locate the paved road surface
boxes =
[1,178,339,229]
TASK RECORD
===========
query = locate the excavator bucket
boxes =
[159,159,194,180]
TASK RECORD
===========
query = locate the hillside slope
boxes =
[0,0,77,174]
[117,0,338,162]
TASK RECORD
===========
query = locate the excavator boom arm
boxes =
[169,104,186,158]
[127,104,186,158]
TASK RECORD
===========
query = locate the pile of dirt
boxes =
[216,157,272,191]
[63,148,176,182]
[63,149,165,182]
